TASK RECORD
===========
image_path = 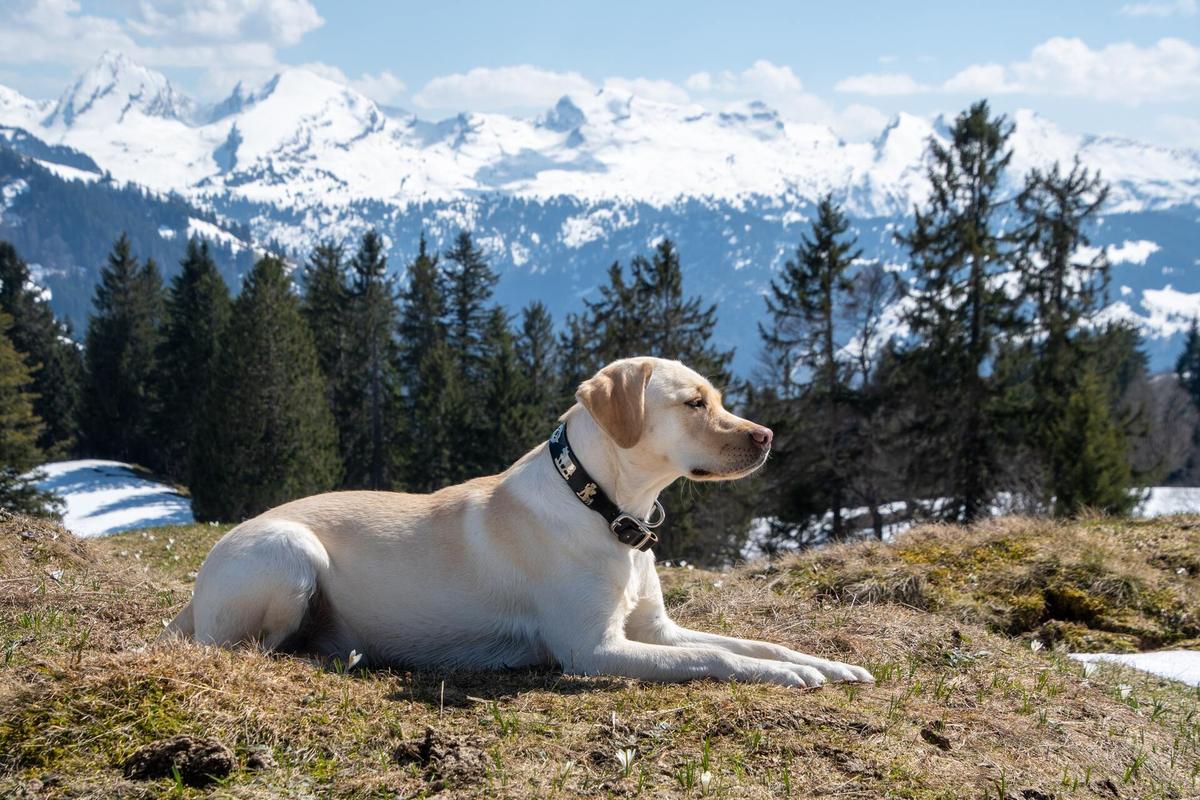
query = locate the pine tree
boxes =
[1049,368,1137,516]
[478,307,539,472]
[0,241,83,457]
[153,238,231,483]
[443,231,499,377]
[517,301,561,431]
[81,234,165,466]
[1176,319,1200,409]
[0,313,59,515]
[406,341,471,492]
[191,255,340,521]
[897,101,1021,522]
[340,230,401,489]
[301,240,351,431]
[1015,160,1119,510]
[760,195,861,538]
[396,234,446,379]
[441,231,501,478]
[558,311,598,409]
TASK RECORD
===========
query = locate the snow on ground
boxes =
[34,460,193,538]
[1136,486,1200,516]
[1071,651,1200,687]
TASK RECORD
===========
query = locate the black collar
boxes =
[548,422,664,552]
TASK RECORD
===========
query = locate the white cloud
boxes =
[412,65,593,112]
[1007,37,1200,104]
[602,77,689,104]
[0,0,324,99]
[942,63,1019,94]
[129,0,323,46]
[839,37,1200,105]
[834,72,927,95]
[1119,0,1196,16]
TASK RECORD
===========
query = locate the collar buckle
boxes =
[610,514,660,551]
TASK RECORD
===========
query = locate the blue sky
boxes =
[1,0,1197,145]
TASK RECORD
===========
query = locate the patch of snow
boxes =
[1077,239,1160,266]
[1071,651,1200,687]
[33,460,193,537]
[1136,486,1200,516]
[34,160,101,183]
[186,217,244,253]
[157,225,177,240]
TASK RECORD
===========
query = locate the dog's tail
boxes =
[158,600,195,641]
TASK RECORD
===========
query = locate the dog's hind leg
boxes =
[157,600,195,641]
[191,520,330,651]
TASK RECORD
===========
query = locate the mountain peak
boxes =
[47,50,192,127]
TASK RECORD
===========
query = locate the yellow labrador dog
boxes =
[166,357,872,688]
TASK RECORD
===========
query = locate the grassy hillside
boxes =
[1,510,1198,798]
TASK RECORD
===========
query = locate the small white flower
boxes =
[47,569,63,582]
[1118,684,1132,700]
[1177,567,1188,575]
[1030,640,1043,652]
[700,770,713,792]
[347,649,363,670]
[134,552,141,560]
[712,580,723,588]
[161,619,171,628]
[168,538,176,545]
[1082,662,1098,678]
[173,554,180,562]
[678,560,688,567]
[615,747,636,775]
[687,565,695,571]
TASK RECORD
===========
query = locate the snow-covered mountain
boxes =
[2,51,1200,372]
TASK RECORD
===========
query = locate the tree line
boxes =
[2,100,1198,563]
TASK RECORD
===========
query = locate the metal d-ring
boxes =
[644,500,666,528]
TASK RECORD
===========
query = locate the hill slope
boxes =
[1,511,1198,798]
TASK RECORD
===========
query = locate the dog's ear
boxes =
[576,360,654,448]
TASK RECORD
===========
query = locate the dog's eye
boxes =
[685,398,706,409]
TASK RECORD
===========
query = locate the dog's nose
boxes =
[749,426,773,450]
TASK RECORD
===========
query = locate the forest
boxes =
[3,101,1199,565]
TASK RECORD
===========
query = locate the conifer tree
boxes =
[898,101,1020,522]
[191,255,339,521]
[340,230,401,489]
[81,234,165,466]
[405,341,470,492]
[1176,319,1200,409]
[0,313,59,515]
[301,240,351,429]
[517,301,561,430]
[153,238,231,483]
[479,307,539,472]
[558,311,598,408]
[443,231,499,377]
[0,241,83,457]
[1014,160,1122,509]
[760,195,862,539]
[1049,368,1137,516]
[395,234,452,490]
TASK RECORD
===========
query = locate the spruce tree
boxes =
[1176,319,1200,409]
[0,313,59,515]
[406,341,471,492]
[760,195,860,538]
[301,240,351,432]
[1049,368,1137,516]
[153,238,231,483]
[0,241,83,457]
[479,307,539,472]
[898,101,1020,522]
[1015,160,1121,510]
[81,234,165,466]
[340,230,402,489]
[396,234,446,379]
[517,301,561,431]
[191,255,340,521]
[443,231,499,377]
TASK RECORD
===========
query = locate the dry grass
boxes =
[0,511,1197,798]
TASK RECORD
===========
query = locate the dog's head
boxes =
[575,357,772,481]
